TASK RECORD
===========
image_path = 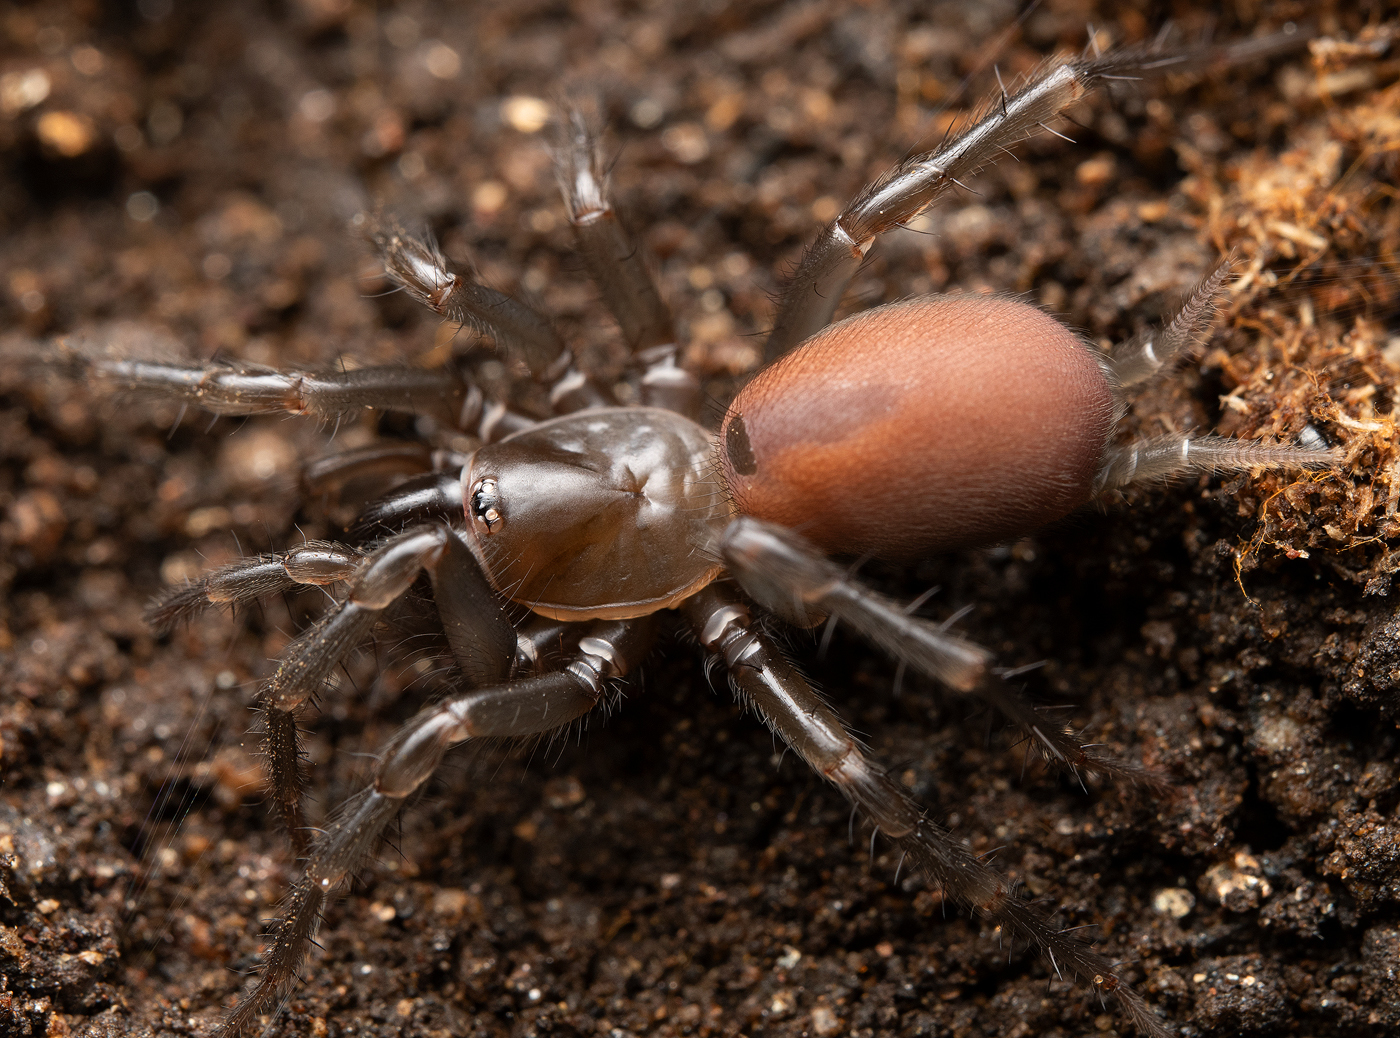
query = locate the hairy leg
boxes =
[555,106,699,417]
[717,518,1154,785]
[1107,260,1231,393]
[683,585,1169,1038]
[1095,434,1338,493]
[764,57,1119,360]
[216,614,658,1038]
[65,350,472,426]
[371,222,612,414]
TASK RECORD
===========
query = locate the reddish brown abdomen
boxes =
[719,297,1115,559]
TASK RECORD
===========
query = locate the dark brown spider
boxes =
[46,31,1346,1038]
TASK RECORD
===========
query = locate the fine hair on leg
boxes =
[683,586,1170,1038]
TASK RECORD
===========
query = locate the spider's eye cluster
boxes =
[470,477,504,532]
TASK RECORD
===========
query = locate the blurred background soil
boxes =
[2,1,1399,1037]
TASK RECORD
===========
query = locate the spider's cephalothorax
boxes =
[72,45,1335,1038]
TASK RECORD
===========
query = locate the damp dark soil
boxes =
[2,2,1399,1037]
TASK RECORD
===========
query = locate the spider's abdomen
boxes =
[719,297,1117,559]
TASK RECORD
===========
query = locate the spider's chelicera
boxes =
[69,45,1333,1038]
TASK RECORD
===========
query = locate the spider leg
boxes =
[718,517,990,690]
[1106,258,1231,394]
[146,541,365,633]
[59,331,552,441]
[1094,434,1339,493]
[1094,259,1340,490]
[682,585,1170,1038]
[252,526,513,855]
[216,614,657,1038]
[760,38,1270,363]
[760,26,1313,362]
[65,348,473,427]
[151,525,513,854]
[555,106,699,418]
[370,220,567,375]
[717,518,1150,785]
[764,57,1121,361]
[371,220,612,415]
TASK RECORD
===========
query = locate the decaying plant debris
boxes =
[2,2,1398,1037]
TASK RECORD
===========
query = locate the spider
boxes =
[56,35,1336,1038]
